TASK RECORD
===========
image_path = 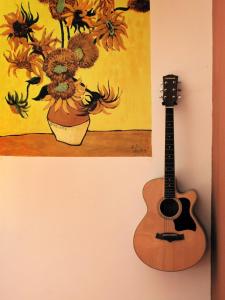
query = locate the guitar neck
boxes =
[164,107,175,198]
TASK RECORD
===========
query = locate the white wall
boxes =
[0,1,212,299]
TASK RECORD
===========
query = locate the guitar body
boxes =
[133,178,206,272]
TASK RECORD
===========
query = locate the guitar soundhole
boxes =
[160,199,180,218]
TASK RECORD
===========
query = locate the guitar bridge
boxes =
[156,232,184,243]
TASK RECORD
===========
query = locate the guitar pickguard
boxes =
[174,198,196,231]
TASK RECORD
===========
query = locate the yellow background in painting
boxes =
[0,0,151,135]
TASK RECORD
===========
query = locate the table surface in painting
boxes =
[0,130,151,157]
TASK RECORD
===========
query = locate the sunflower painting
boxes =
[0,0,151,157]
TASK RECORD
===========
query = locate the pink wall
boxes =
[212,0,225,298]
[0,1,212,299]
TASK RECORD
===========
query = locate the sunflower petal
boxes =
[54,98,63,111]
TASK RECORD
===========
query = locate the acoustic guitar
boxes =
[133,74,206,271]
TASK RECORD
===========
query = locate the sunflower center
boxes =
[55,82,69,93]
[53,64,68,74]
[74,47,84,61]
[13,21,31,38]
[74,10,84,18]
[33,44,43,54]
[72,10,87,27]
[106,21,115,36]
[56,0,65,13]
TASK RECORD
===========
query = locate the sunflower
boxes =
[95,0,115,14]
[0,5,42,50]
[43,48,78,82]
[80,83,121,115]
[68,33,99,68]
[29,29,60,57]
[39,0,49,3]
[63,1,96,32]
[4,46,44,79]
[92,11,128,51]
[5,91,29,118]
[48,0,75,20]
[44,79,86,113]
[128,0,150,12]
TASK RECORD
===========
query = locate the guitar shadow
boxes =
[211,193,217,297]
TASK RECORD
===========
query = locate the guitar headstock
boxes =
[160,74,181,106]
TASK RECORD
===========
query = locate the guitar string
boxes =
[165,107,173,256]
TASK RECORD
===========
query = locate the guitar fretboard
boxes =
[164,107,175,198]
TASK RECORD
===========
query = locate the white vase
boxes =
[47,105,90,146]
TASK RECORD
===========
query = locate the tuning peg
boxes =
[178,96,182,99]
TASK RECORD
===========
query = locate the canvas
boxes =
[0,0,151,156]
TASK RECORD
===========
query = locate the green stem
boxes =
[28,32,35,42]
[66,25,71,41]
[59,20,65,48]
[25,83,31,101]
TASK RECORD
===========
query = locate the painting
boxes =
[0,0,151,156]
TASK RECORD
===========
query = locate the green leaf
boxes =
[26,76,41,85]
[33,85,49,101]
